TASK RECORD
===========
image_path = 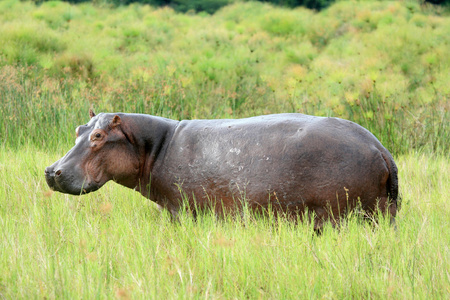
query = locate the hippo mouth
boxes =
[45,168,99,195]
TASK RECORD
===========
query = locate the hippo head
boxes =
[45,110,140,195]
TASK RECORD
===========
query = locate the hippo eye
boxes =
[91,132,103,141]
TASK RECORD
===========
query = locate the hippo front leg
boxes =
[155,202,181,222]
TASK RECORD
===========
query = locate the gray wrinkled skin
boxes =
[45,112,399,229]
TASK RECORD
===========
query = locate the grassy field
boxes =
[0,0,449,298]
[0,149,449,298]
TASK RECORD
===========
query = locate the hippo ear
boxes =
[110,115,121,128]
[89,109,96,119]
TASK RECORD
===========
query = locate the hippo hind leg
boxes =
[312,206,340,234]
[362,195,397,227]
[378,196,397,226]
[362,157,398,227]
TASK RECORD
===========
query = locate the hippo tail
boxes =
[384,152,400,211]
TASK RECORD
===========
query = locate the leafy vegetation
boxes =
[35,0,335,13]
[0,0,449,154]
[35,0,450,14]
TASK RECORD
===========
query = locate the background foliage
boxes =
[31,0,450,13]
[29,0,338,12]
[1,0,448,154]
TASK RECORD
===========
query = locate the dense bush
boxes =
[33,0,450,14]
[36,0,335,13]
[259,0,334,10]
[0,0,449,154]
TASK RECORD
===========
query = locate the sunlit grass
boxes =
[0,149,448,298]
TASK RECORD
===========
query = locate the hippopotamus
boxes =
[45,111,399,229]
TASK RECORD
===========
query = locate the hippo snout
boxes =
[45,163,98,195]
[45,166,61,178]
[45,166,56,188]
[45,165,65,192]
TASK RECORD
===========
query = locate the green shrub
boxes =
[0,22,66,65]
[51,53,95,79]
[0,1,448,155]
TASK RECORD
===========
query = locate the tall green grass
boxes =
[0,149,448,298]
[0,0,449,154]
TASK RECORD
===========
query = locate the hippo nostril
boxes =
[45,167,51,174]
[55,170,62,176]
